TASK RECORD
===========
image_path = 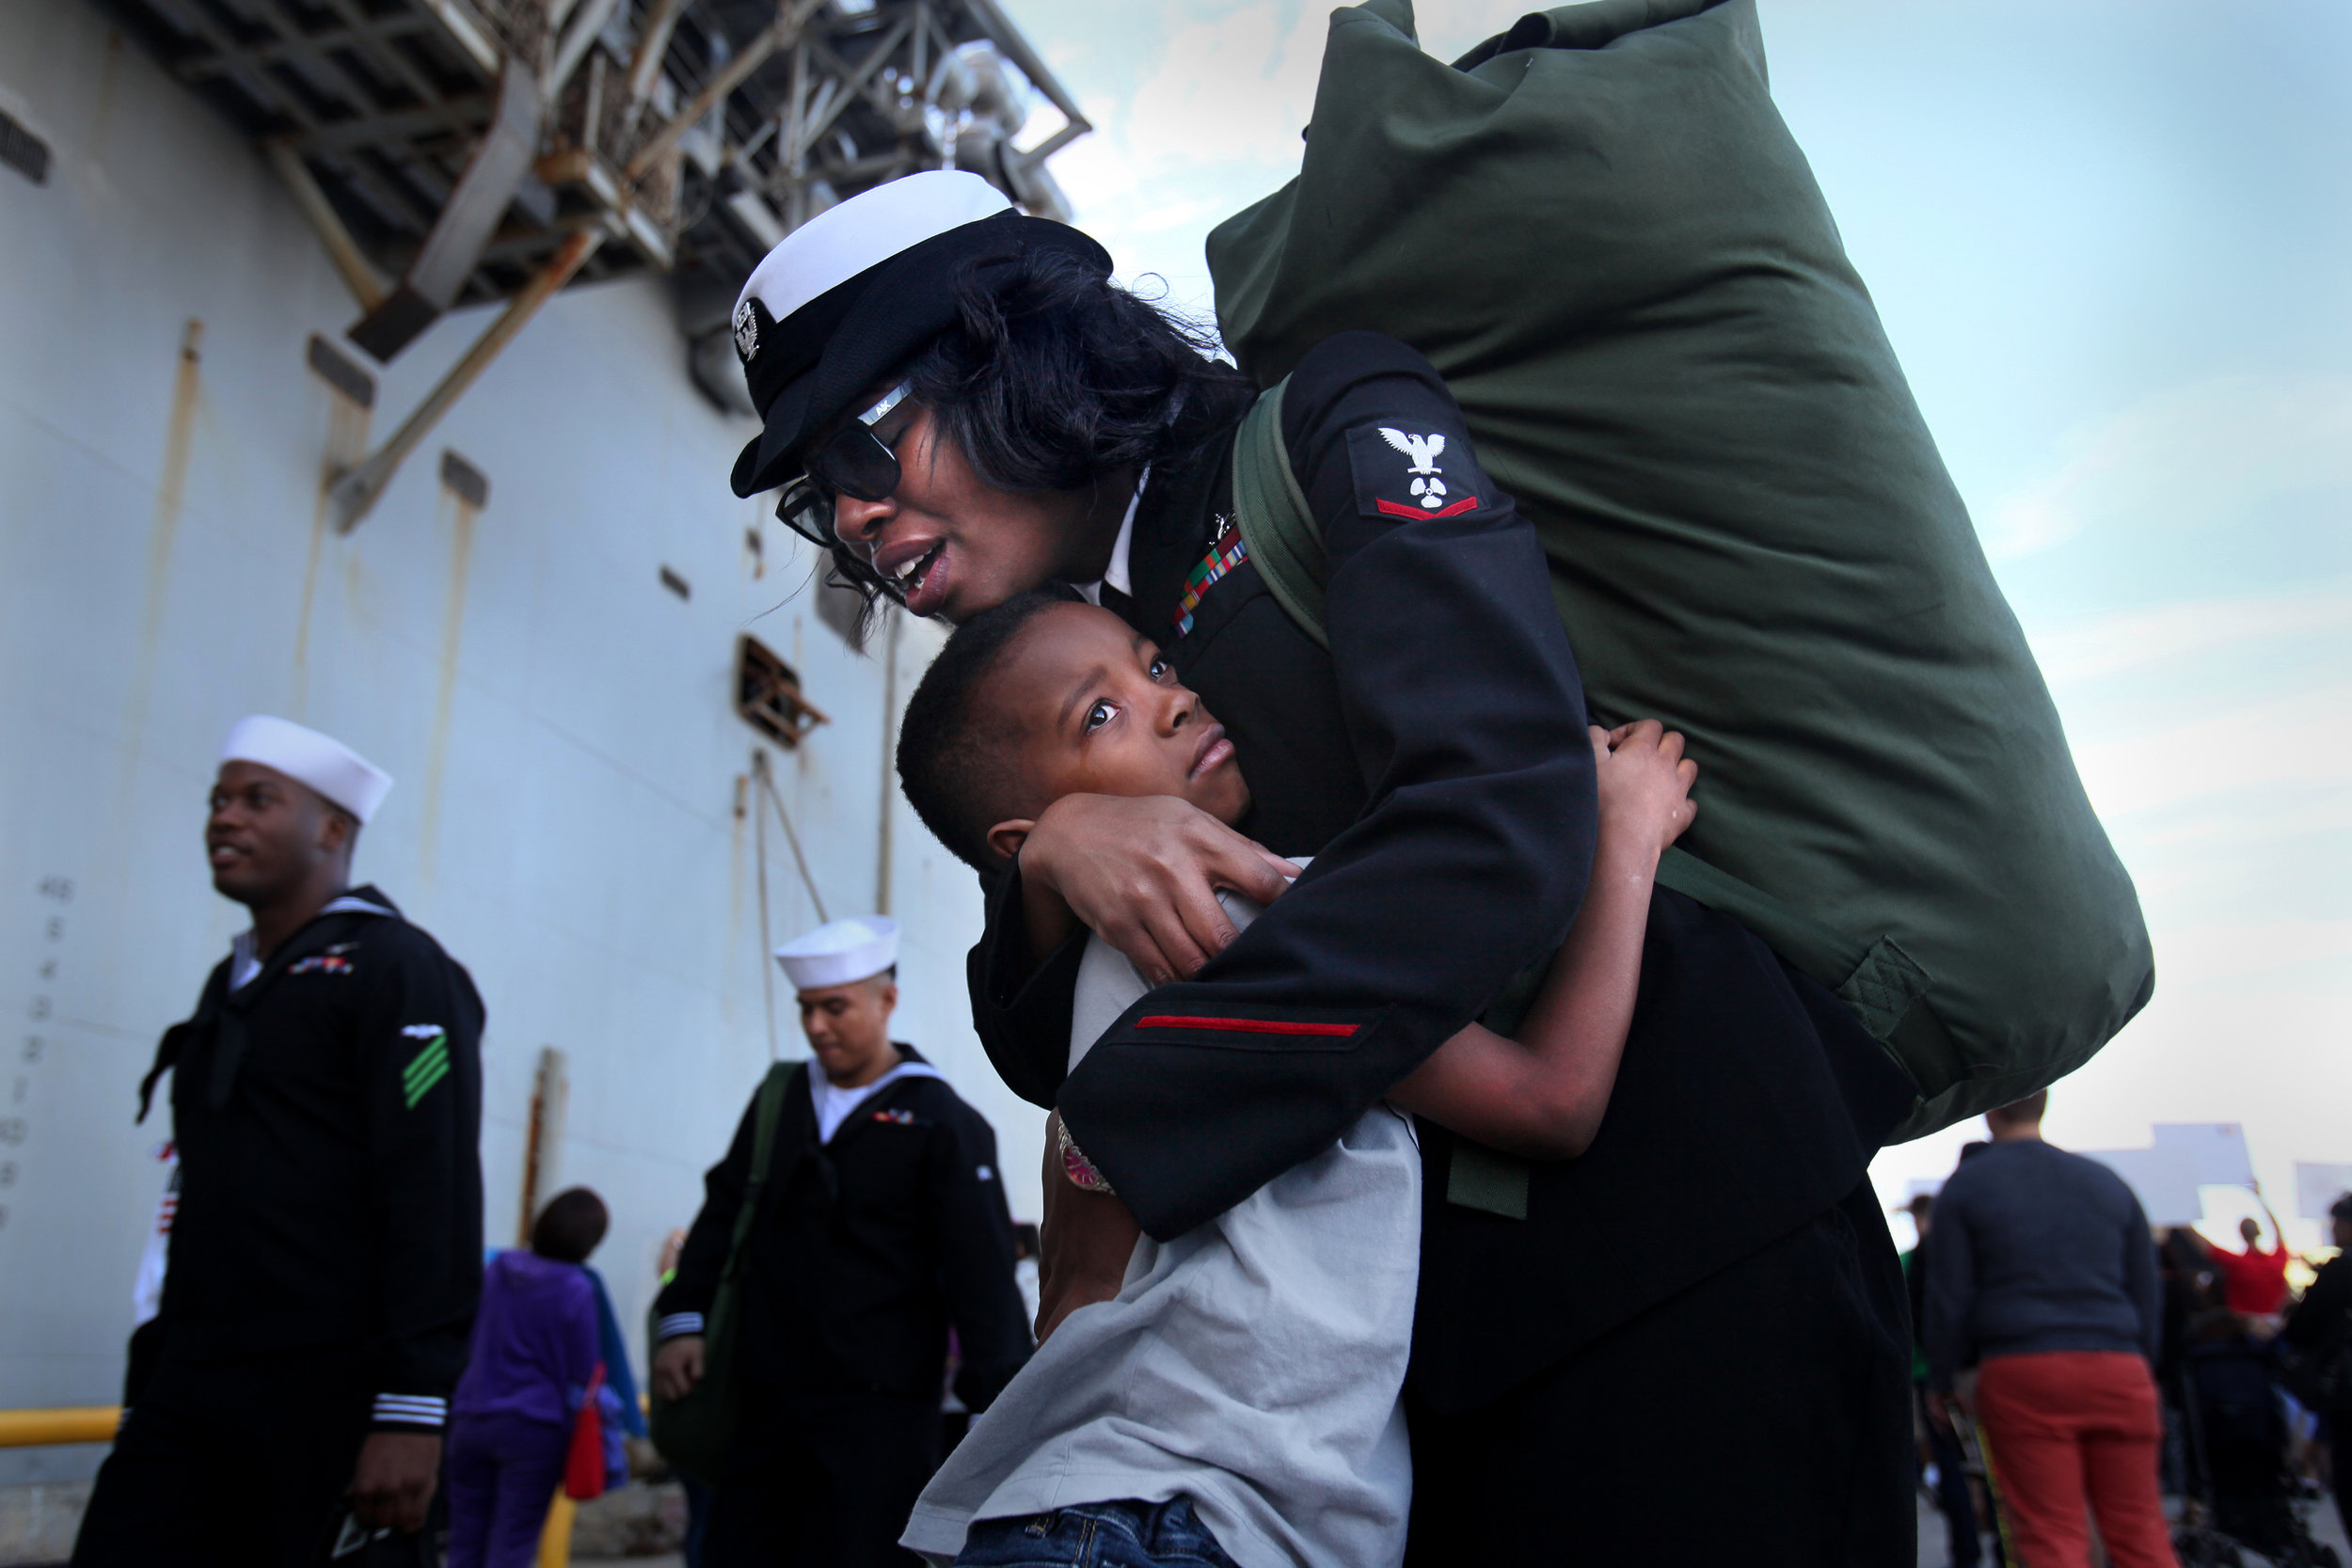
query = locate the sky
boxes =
[993,0,2352,1248]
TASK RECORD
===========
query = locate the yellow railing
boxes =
[0,1407,119,1447]
[539,1493,577,1568]
[0,1406,578,1567]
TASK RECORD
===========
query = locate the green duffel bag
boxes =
[1206,0,2153,1141]
[647,1060,799,1481]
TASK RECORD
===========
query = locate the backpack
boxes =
[1206,0,2153,1140]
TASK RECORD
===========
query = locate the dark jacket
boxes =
[2283,1253,2352,1416]
[1921,1137,2161,1390]
[655,1051,1031,1415]
[971,334,1914,1413]
[138,886,485,1431]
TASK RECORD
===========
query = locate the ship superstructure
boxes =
[0,0,1082,1524]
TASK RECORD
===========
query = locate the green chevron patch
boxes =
[402,1032,450,1110]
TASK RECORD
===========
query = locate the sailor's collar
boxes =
[1075,467,1150,607]
[229,887,397,990]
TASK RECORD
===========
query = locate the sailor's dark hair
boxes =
[825,248,1252,631]
[530,1186,610,1264]
[896,588,1085,872]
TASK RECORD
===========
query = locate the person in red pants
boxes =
[1923,1093,2178,1568]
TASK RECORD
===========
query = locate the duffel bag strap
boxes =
[1228,377,1330,650]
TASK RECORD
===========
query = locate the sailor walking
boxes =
[72,716,485,1567]
[650,916,1030,1568]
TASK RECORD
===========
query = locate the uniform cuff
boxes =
[656,1311,705,1341]
[372,1393,448,1431]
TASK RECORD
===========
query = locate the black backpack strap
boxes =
[193,912,375,1112]
[137,1019,199,1125]
[138,965,232,1124]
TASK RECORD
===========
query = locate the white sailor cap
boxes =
[220,715,394,824]
[727,170,1110,498]
[774,915,900,990]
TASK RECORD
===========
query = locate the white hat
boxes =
[725,171,1110,497]
[219,715,394,824]
[734,171,1011,335]
[774,915,900,990]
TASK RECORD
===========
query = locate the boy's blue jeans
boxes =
[952,1498,1239,1568]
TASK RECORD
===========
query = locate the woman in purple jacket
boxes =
[446,1188,610,1568]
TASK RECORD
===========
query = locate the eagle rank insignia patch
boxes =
[1346,422,1484,520]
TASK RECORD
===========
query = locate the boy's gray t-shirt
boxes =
[900,883,1420,1568]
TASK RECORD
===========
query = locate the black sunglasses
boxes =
[774,381,914,548]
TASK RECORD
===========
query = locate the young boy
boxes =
[893,592,1697,1568]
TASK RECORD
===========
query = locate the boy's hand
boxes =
[1592,721,1697,859]
[1023,795,1300,988]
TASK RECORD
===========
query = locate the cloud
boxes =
[1020,1,1357,311]
[2026,583,2352,686]
[2151,920,2352,990]
[1982,373,2352,561]
[1122,4,1327,168]
[2069,678,2352,818]
[1026,0,1634,309]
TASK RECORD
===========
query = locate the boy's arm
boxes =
[1390,722,1692,1160]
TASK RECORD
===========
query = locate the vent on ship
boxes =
[735,633,828,749]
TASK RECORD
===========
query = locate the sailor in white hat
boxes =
[203,716,394,953]
[772,915,930,1140]
[650,912,1030,1568]
[79,718,486,1559]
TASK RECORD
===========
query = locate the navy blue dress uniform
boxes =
[711,172,1915,1561]
[77,884,485,1566]
[655,1045,1032,1567]
[972,333,1922,1564]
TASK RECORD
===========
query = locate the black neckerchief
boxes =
[136,887,399,1120]
[799,1044,933,1213]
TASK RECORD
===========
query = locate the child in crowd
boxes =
[891,593,1698,1568]
[446,1187,620,1568]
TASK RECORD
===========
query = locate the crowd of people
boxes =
[77,692,2351,1568]
[1900,1097,2352,1568]
[59,28,2346,1568]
